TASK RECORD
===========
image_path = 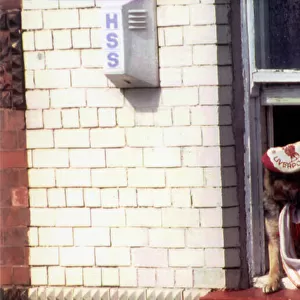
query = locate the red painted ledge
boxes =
[201,288,300,300]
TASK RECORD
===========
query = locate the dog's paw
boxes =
[262,279,281,294]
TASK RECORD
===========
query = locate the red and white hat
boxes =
[262,142,300,174]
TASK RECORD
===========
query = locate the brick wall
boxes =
[0,109,29,286]
[22,0,240,293]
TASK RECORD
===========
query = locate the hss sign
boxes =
[104,10,124,73]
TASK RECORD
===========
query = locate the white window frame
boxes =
[242,0,300,285]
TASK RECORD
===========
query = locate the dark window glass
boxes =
[256,0,300,69]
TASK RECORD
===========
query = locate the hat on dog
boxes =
[262,142,300,174]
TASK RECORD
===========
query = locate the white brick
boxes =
[26,110,43,129]
[144,148,181,168]
[61,247,94,266]
[22,32,35,51]
[53,30,72,49]
[28,169,55,188]
[138,269,155,287]
[72,69,107,88]
[171,188,191,207]
[194,45,231,65]
[56,169,91,187]
[30,208,56,226]
[62,109,79,128]
[22,11,42,29]
[66,268,83,285]
[29,247,59,266]
[101,188,118,207]
[186,228,224,248]
[165,27,183,46]
[39,228,73,246]
[23,0,58,9]
[184,66,232,86]
[79,108,98,127]
[128,169,165,188]
[184,26,217,45]
[106,148,142,167]
[24,52,45,70]
[137,189,171,207]
[91,28,102,48]
[44,10,79,29]
[160,68,182,87]
[191,106,231,126]
[32,149,69,168]
[27,150,33,168]
[83,268,102,287]
[55,129,90,148]
[156,269,174,287]
[194,268,226,288]
[43,109,62,129]
[79,8,102,28]
[175,269,193,288]
[191,187,221,208]
[92,169,127,187]
[84,188,101,207]
[204,167,237,187]
[66,188,83,207]
[72,29,91,48]
[92,208,125,227]
[204,248,240,268]
[191,4,229,25]
[158,0,199,3]
[25,71,34,89]
[132,248,168,267]
[35,30,53,50]
[91,128,125,148]
[26,90,49,109]
[102,268,119,286]
[70,149,105,168]
[82,49,103,67]
[98,108,116,127]
[29,189,47,207]
[111,228,148,247]
[119,188,137,207]
[35,70,70,88]
[116,107,135,127]
[46,50,80,69]
[126,208,161,227]
[135,110,154,126]
[56,208,90,226]
[74,228,110,246]
[173,107,190,125]
[26,130,53,149]
[60,0,94,8]
[158,28,165,46]
[126,128,163,147]
[160,46,192,67]
[31,267,47,285]
[149,229,184,248]
[182,147,221,167]
[120,268,137,287]
[161,88,198,106]
[96,248,130,266]
[87,88,124,107]
[162,208,199,227]
[48,267,65,286]
[157,6,189,26]
[164,127,202,147]
[200,86,232,105]
[154,108,172,126]
[48,188,66,207]
[169,249,204,267]
[166,168,204,187]
[51,89,85,108]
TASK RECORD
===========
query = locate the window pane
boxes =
[256,0,300,69]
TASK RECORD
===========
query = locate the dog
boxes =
[262,167,300,293]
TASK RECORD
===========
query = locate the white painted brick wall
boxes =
[24,0,239,291]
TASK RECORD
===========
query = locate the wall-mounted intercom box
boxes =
[102,0,159,88]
